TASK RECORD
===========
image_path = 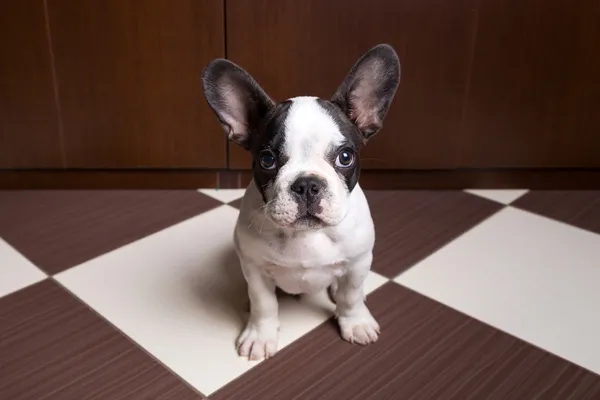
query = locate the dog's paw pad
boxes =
[338,314,380,345]
[236,322,279,360]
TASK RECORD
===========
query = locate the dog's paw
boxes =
[236,320,279,360]
[338,312,380,345]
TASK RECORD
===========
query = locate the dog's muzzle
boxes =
[289,175,325,218]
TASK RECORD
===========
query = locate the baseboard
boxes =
[0,170,219,190]
[1,169,599,190]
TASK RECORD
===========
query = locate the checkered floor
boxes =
[2,189,600,399]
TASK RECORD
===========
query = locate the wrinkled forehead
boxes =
[281,97,345,160]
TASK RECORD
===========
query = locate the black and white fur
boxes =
[202,44,400,360]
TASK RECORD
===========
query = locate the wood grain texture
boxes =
[0,280,203,399]
[226,0,477,169]
[212,282,600,400]
[0,0,63,168]
[46,0,226,168]
[513,191,600,235]
[0,190,221,273]
[461,0,600,168]
[366,191,502,277]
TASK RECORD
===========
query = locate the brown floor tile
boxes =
[512,191,600,235]
[367,191,503,278]
[0,280,202,400]
[212,283,600,400]
[228,198,243,209]
[0,191,221,274]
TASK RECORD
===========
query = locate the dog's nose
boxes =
[290,176,322,202]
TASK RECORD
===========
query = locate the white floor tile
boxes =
[395,207,600,375]
[0,238,47,298]
[56,205,387,395]
[198,189,245,204]
[465,189,528,204]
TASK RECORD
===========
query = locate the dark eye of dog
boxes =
[259,150,277,170]
[335,149,355,168]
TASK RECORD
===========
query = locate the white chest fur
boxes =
[261,231,349,294]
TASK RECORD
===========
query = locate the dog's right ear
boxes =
[202,59,275,150]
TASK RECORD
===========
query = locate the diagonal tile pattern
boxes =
[1,187,600,399]
[0,190,221,274]
[0,280,202,400]
[366,191,503,277]
[55,204,387,395]
[198,189,246,204]
[396,207,600,376]
[212,283,600,400]
[228,197,243,210]
[512,190,600,234]
[465,189,529,204]
[0,238,46,297]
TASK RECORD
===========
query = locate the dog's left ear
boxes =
[332,44,401,142]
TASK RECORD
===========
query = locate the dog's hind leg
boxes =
[327,281,338,304]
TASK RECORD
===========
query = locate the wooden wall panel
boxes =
[461,0,600,168]
[226,0,477,170]
[0,1,63,168]
[47,0,226,168]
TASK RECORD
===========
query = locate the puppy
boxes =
[202,44,400,360]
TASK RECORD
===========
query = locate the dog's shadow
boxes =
[184,245,248,329]
[182,244,336,335]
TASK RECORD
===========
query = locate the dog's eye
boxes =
[259,151,277,170]
[335,149,355,168]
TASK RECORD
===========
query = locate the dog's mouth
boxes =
[265,212,325,230]
[292,214,324,229]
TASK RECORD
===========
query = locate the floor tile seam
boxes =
[0,198,225,276]
[388,280,600,376]
[48,276,207,398]
[505,190,530,205]
[0,237,51,299]
[206,278,393,397]
[197,189,244,205]
[462,189,530,205]
[50,203,238,277]
[0,236,50,269]
[507,204,600,237]
[220,275,391,389]
[387,203,508,281]
[0,276,51,301]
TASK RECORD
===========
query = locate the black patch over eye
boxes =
[335,149,355,168]
[259,150,277,170]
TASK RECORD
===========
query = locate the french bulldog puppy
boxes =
[202,44,400,360]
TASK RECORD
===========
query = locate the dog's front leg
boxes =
[236,260,280,360]
[334,252,380,345]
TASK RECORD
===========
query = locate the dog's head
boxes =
[202,44,400,229]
